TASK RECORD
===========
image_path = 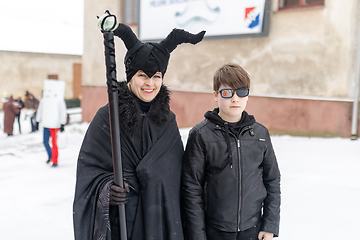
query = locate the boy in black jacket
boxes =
[182,63,281,240]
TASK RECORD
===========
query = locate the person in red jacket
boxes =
[36,80,67,167]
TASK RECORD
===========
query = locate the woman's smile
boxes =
[128,70,163,102]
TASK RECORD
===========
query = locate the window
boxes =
[279,0,324,9]
[47,75,58,80]
[123,0,139,25]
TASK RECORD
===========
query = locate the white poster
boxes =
[43,80,65,101]
[139,0,267,40]
[40,80,66,128]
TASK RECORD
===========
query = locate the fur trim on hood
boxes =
[117,81,171,132]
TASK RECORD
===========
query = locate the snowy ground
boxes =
[0,110,359,240]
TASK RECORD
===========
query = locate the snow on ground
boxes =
[0,111,359,239]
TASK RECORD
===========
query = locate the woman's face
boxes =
[128,70,163,102]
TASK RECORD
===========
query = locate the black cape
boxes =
[73,82,185,240]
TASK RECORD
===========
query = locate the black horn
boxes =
[114,23,142,51]
[160,28,206,53]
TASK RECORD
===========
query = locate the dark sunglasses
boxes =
[217,88,249,98]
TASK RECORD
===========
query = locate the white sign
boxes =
[43,80,66,101]
[139,0,267,40]
[40,80,67,128]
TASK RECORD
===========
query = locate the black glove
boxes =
[110,181,130,205]
[60,124,65,132]
[36,122,39,130]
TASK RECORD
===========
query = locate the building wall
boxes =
[81,86,360,138]
[0,51,81,102]
[82,0,360,137]
[82,0,127,88]
[171,91,360,138]
[165,0,359,99]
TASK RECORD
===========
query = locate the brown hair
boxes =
[213,63,250,91]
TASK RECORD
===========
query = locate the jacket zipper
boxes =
[236,138,241,231]
[234,126,252,231]
[229,131,242,231]
[215,125,252,231]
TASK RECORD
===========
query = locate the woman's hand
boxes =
[110,181,130,205]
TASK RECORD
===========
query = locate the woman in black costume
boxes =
[73,13,205,240]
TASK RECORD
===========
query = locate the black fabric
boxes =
[135,95,152,113]
[204,108,256,168]
[181,110,281,240]
[204,108,255,136]
[117,81,171,133]
[126,42,169,81]
[73,83,185,240]
[206,223,261,240]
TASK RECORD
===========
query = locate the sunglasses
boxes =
[217,88,249,98]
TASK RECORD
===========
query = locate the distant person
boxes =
[36,91,67,167]
[1,92,9,105]
[3,96,19,136]
[14,96,25,134]
[181,63,281,240]
[25,92,40,132]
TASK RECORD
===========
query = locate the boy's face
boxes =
[213,84,249,123]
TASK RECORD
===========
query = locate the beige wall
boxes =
[81,0,360,137]
[171,91,360,138]
[83,0,360,99]
[81,87,360,137]
[0,51,81,101]
[82,0,127,87]
[166,0,360,99]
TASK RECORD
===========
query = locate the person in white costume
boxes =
[36,80,67,167]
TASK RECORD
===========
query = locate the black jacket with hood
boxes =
[181,108,281,240]
[73,82,185,240]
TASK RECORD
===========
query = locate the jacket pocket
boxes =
[204,166,238,226]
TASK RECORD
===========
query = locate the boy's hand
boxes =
[258,231,274,240]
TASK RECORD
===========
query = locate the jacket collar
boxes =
[205,108,255,130]
[204,108,256,168]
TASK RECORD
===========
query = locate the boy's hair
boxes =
[213,63,250,91]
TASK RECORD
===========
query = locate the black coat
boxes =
[73,82,185,240]
[181,109,281,240]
